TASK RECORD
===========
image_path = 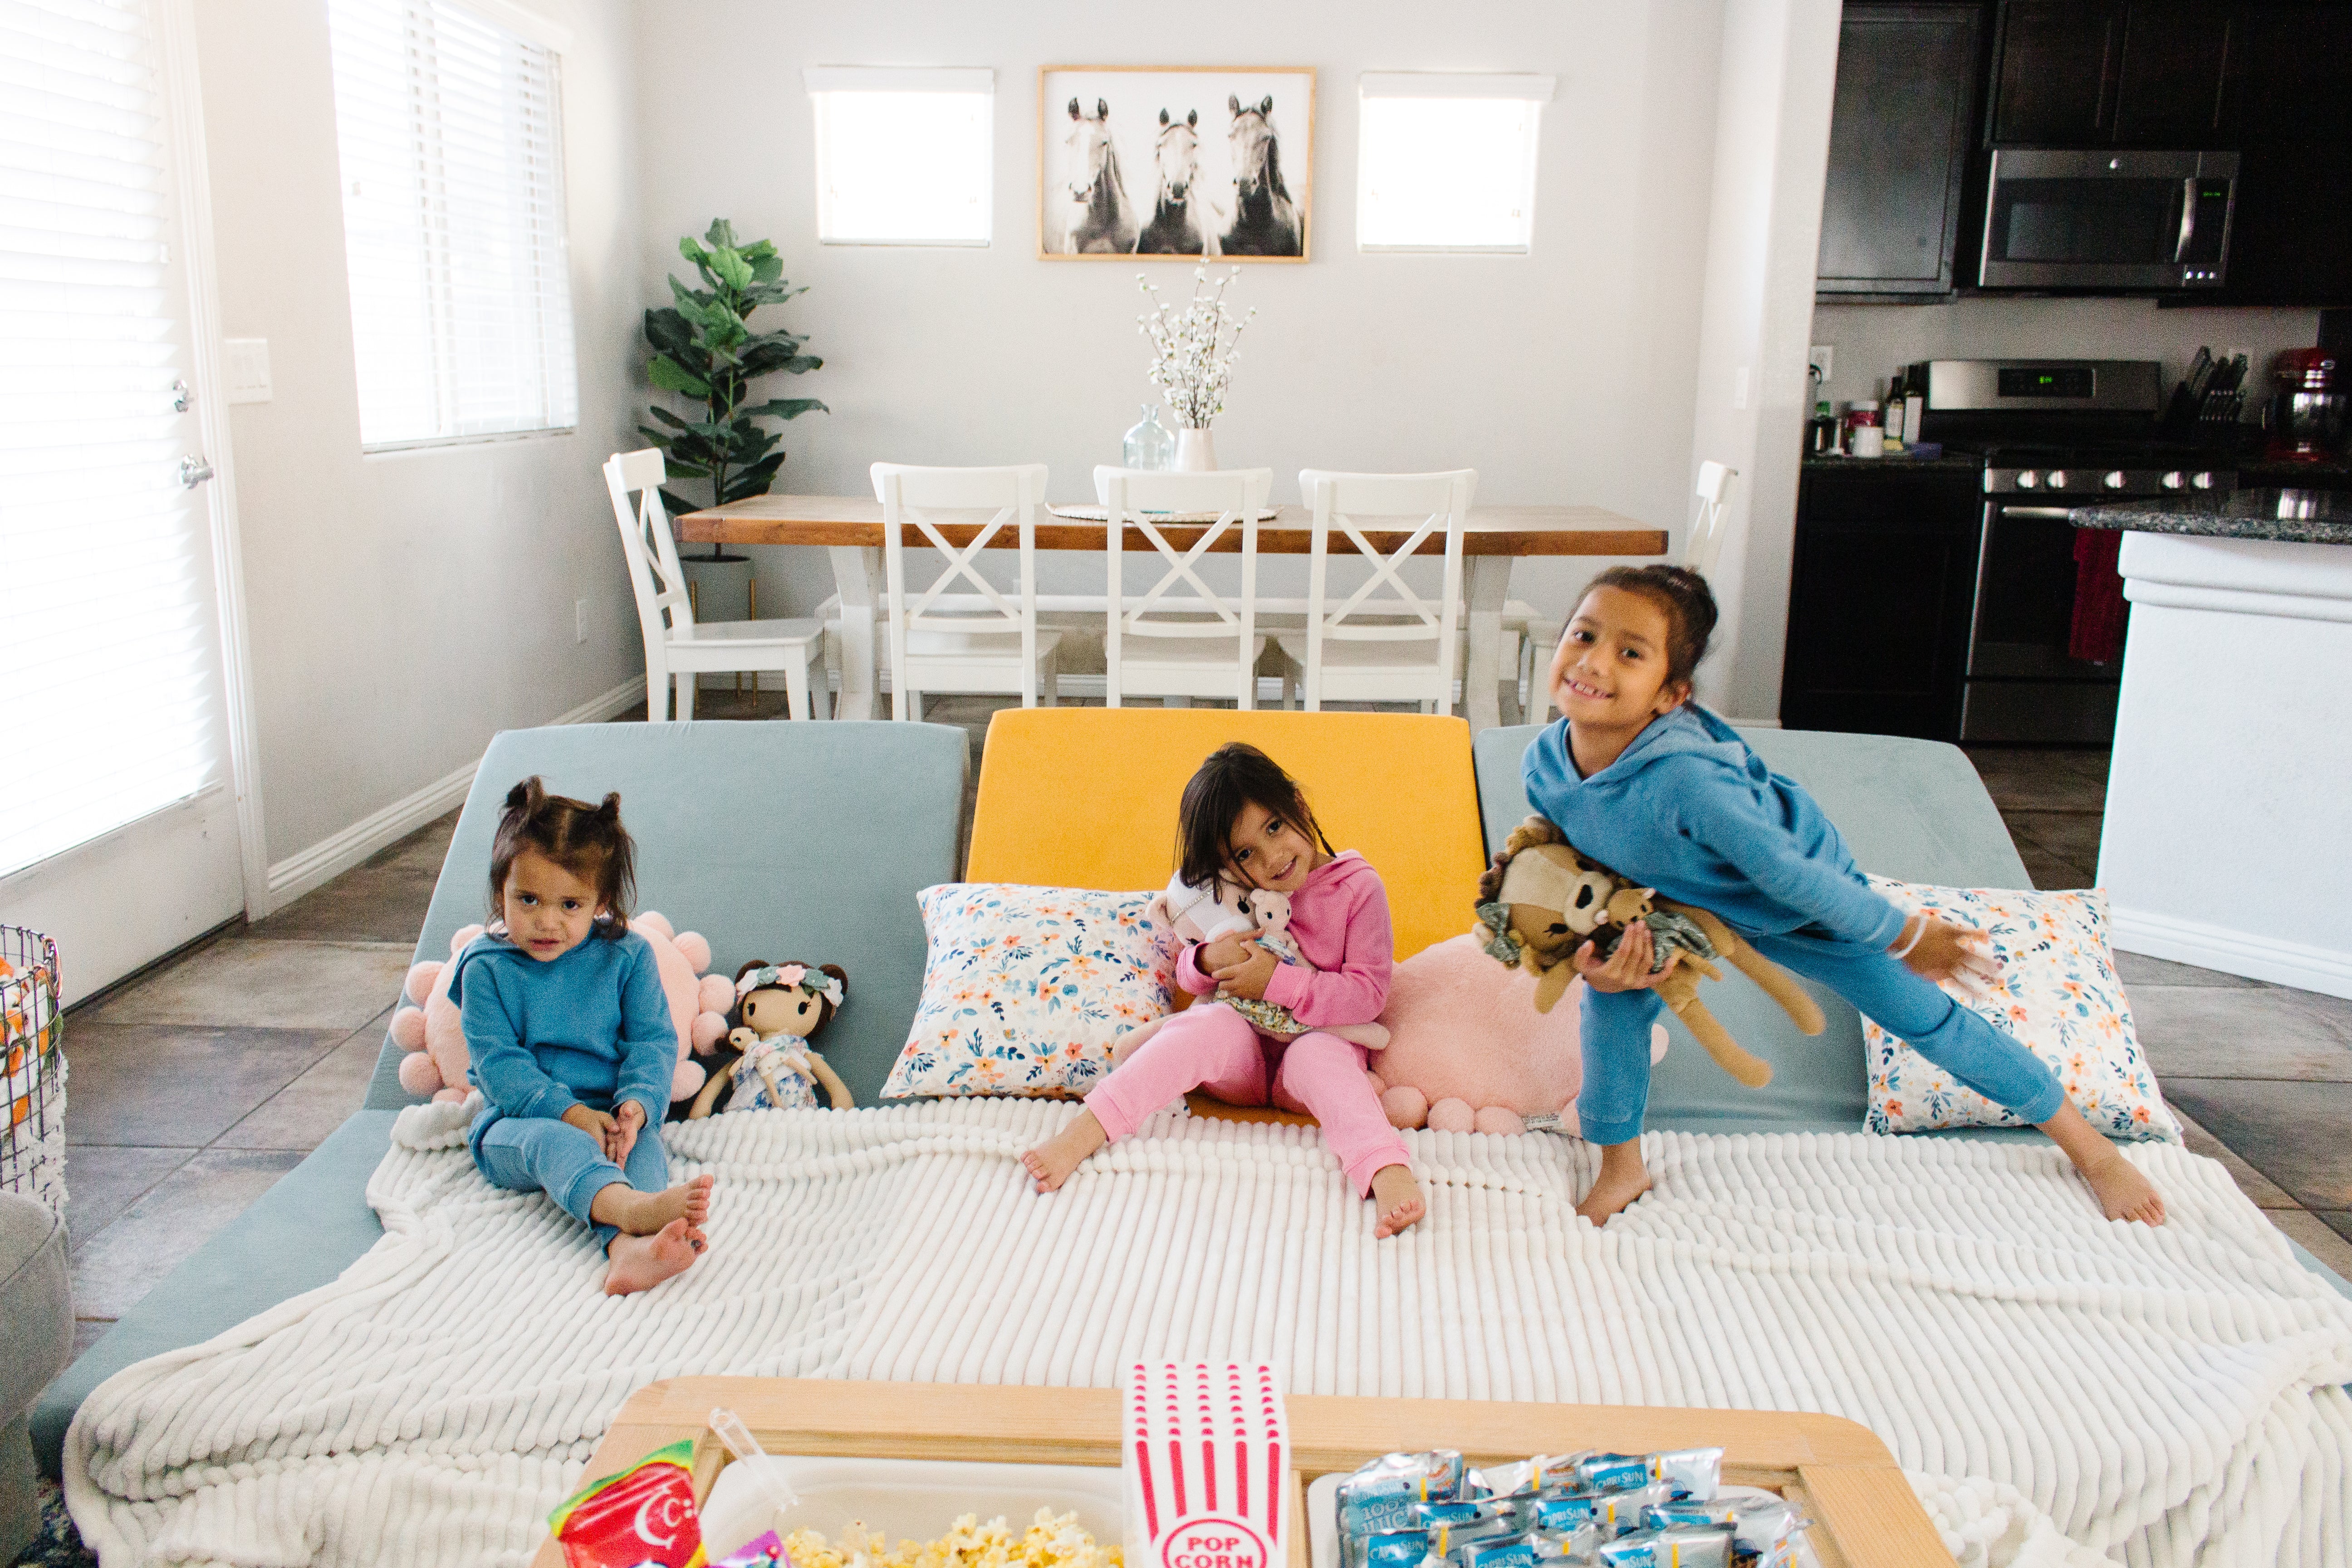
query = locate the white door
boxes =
[0,0,252,1005]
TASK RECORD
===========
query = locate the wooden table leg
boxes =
[828,545,883,720]
[1463,556,1511,734]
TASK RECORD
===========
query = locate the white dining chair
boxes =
[1096,467,1297,710]
[1280,469,1477,714]
[1683,460,1739,576]
[872,462,1062,719]
[604,450,828,721]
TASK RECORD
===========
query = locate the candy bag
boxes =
[549,1438,708,1568]
[715,1531,790,1568]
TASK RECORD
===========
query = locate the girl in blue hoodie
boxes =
[1522,566,2165,1229]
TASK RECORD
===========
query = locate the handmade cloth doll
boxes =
[1475,816,1823,1088]
[679,960,853,1117]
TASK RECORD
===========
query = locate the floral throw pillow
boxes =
[882,884,1176,1100]
[1862,878,2180,1142]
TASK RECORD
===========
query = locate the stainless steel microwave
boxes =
[1978,148,2238,290]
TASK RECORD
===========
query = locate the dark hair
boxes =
[731,960,849,1039]
[488,776,636,937]
[1176,743,1333,891]
[1580,564,1719,691]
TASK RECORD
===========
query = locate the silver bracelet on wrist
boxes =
[1889,913,1927,960]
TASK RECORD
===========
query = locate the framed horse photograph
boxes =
[1039,65,1313,261]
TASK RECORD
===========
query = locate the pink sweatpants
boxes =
[1085,1002,1411,1197]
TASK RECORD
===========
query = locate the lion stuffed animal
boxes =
[1473,816,1824,1088]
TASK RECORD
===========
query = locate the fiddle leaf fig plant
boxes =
[640,219,826,530]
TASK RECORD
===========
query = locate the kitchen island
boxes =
[2068,490,2352,999]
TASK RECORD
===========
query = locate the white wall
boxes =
[1682,0,1842,721]
[192,0,644,896]
[1812,298,2323,412]
[630,0,1726,637]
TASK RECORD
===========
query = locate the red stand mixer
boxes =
[2265,348,2351,462]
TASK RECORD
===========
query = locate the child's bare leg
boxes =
[1576,1138,1651,1225]
[1022,1109,1108,1193]
[604,1218,700,1295]
[2038,1101,2166,1224]
[590,1173,715,1237]
[1370,1164,1425,1238]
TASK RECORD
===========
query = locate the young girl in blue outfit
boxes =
[452,778,714,1295]
[1522,566,2166,1230]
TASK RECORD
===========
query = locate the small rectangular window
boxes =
[327,0,579,451]
[805,67,993,246]
[1357,73,1555,254]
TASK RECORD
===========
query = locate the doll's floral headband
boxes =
[735,963,843,1009]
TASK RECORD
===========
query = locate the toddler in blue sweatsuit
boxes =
[1522,566,2166,1230]
[451,777,713,1295]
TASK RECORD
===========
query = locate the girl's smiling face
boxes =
[500,847,604,961]
[1226,800,1324,894]
[1548,585,1690,730]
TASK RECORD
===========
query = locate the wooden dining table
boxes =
[675,495,1667,731]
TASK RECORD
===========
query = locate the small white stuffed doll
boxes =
[1112,872,1390,1067]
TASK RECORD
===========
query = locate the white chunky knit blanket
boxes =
[65,1100,2352,1568]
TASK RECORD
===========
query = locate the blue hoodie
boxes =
[450,926,677,1136]
[1520,706,1905,948]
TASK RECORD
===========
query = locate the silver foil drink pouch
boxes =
[1339,1452,1465,1537]
[1526,1493,1606,1532]
[1467,1460,1539,1501]
[1451,1536,1539,1568]
[1726,1498,1802,1568]
[1592,1486,1672,1539]
[1428,1519,1517,1559]
[1595,1528,1733,1568]
[1575,1455,1654,1495]
[1646,1449,1724,1502]
[1527,1524,1602,1563]
[1411,1502,1512,1530]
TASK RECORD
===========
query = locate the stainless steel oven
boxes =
[1978,148,2238,290]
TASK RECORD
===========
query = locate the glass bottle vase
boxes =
[1122,404,1175,471]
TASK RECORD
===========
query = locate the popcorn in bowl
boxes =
[785,1508,1122,1568]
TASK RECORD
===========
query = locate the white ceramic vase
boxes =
[1174,427,1218,472]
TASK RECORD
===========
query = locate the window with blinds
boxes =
[0,0,224,879]
[326,0,578,450]
[1357,74,1556,254]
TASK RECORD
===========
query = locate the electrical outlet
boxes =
[574,598,589,645]
[1808,345,1834,387]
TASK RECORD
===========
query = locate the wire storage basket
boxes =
[0,926,65,1220]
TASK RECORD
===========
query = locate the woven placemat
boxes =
[1047,505,1280,523]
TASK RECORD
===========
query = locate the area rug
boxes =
[64,1100,2352,1568]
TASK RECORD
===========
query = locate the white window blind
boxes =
[1358,74,1556,254]
[805,67,993,246]
[0,0,222,878]
[327,0,578,450]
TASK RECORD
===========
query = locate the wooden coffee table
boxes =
[528,1378,1947,1568]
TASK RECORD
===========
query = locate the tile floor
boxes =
[43,726,2352,1391]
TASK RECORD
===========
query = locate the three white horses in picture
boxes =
[1050,92,1302,258]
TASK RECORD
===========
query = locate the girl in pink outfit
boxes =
[1020,744,1426,1237]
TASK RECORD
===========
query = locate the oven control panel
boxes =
[1985,468,2235,498]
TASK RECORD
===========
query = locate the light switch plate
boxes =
[1808,345,1834,386]
[224,338,272,404]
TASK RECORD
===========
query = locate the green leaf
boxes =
[720,455,787,504]
[642,405,693,432]
[643,308,696,358]
[749,250,784,284]
[743,397,828,421]
[657,487,705,517]
[677,235,710,267]
[711,246,754,293]
[635,426,675,450]
[648,356,710,398]
[704,218,740,251]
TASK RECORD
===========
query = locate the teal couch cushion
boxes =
[1471,723,2032,1133]
[366,720,968,1111]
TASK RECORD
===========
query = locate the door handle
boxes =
[179,454,215,488]
[2175,177,2198,262]
[1998,506,2076,519]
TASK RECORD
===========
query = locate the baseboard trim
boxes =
[2110,903,2352,1000]
[257,676,647,914]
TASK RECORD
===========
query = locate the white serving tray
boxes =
[701,1455,1124,1563]
[1303,1475,1818,1568]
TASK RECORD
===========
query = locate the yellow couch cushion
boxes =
[965,709,1486,960]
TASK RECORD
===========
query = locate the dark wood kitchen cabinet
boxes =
[2215,4,2352,304]
[1817,3,1985,298]
[1988,0,2233,146]
[1782,466,1983,742]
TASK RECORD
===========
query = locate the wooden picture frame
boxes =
[1039,65,1313,262]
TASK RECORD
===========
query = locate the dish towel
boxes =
[2068,527,2127,664]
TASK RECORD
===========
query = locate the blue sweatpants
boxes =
[473,1114,670,1251]
[1576,929,2068,1146]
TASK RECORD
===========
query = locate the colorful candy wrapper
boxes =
[1595,1528,1732,1568]
[1646,1450,1723,1502]
[713,1531,789,1568]
[547,1438,707,1568]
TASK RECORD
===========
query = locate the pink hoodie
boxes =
[1172,851,1395,1029]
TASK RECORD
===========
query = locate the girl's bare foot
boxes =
[591,1173,715,1237]
[604,1218,701,1295]
[2080,1148,2166,1225]
[1370,1163,1425,1238]
[1575,1140,1651,1225]
[1021,1109,1108,1192]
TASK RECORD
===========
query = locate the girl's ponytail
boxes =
[487,776,638,936]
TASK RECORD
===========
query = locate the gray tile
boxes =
[2169,1105,2298,1208]
[73,1318,114,1359]
[2003,808,2106,869]
[2318,1210,2352,1247]
[2271,1209,2352,1284]
[2115,951,2265,989]
[88,939,412,1030]
[214,1012,392,1151]
[61,1146,196,1250]
[2010,840,2092,893]
[67,1148,304,1320]
[245,819,456,944]
[2161,1078,2352,1210]
[62,1024,344,1146]
[2132,987,2352,1080]
[1963,747,2110,812]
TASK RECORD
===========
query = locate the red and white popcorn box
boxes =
[1123,1362,1291,1568]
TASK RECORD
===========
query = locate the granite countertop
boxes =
[1801,452,1987,473]
[2068,487,2352,545]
